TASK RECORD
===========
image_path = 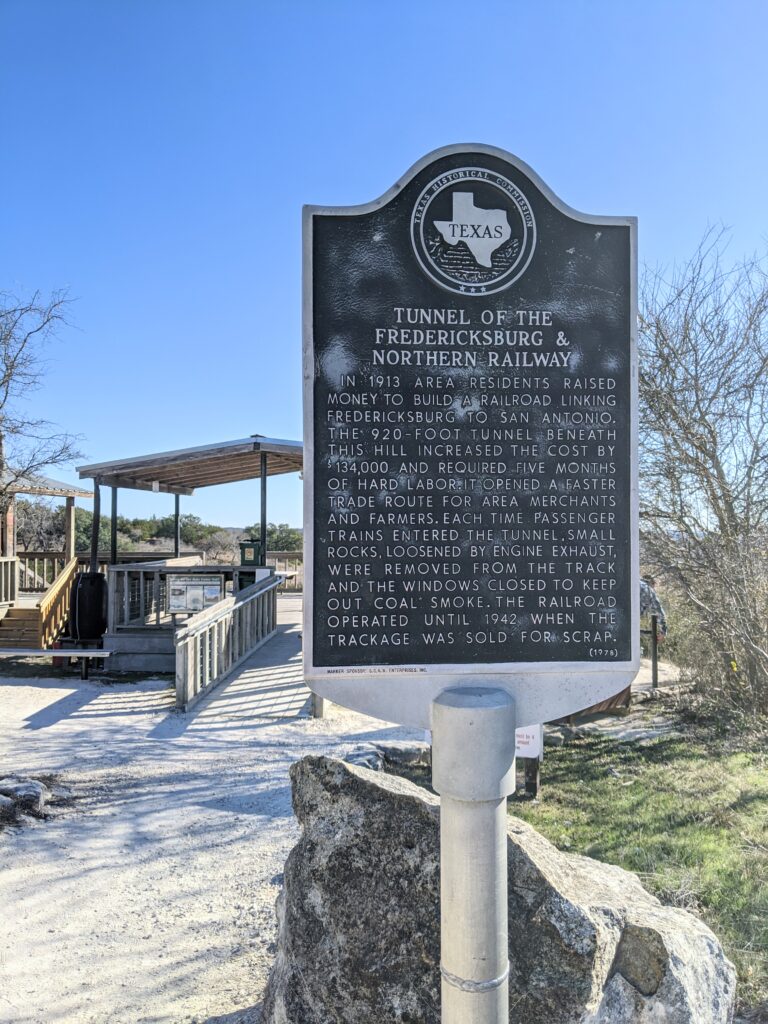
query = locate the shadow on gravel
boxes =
[205,1002,263,1023]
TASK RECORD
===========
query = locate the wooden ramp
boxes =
[184,597,311,723]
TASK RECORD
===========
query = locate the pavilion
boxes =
[74,435,304,676]
[77,434,303,568]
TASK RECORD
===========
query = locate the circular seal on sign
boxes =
[411,167,537,295]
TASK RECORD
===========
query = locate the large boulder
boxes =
[262,756,736,1024]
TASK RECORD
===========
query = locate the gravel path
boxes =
[0,598,419,1024]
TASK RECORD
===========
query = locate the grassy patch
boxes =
[511,725,768,1012]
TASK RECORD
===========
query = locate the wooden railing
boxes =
[18,552,67,592]
[106,557,208,632]
[0,556,17,606]
[266,551,303,591]
[77,555,111,577]
[17,550,206,593]
[76,550,206,572]
[174,575,281,710]
[38,557,79,648]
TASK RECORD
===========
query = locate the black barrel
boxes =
[69,572,108,642]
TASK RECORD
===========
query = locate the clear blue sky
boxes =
[1,0,766,528]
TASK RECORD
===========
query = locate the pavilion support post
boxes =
[174,494,181,559]
[64,496,76,562]
[110,487,118,566]
[90,480,101,574]
[1,497,14,558]
[9,497,15,558]
[260,451,267,567]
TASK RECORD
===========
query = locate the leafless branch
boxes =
[639,230,768,710]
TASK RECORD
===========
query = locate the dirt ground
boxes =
[0,601,419,1024]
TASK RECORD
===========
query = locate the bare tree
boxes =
[639,231,768,711]
[198,529,240,564]
[0,290,83,500]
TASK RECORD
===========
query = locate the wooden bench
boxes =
[0,648,111,680]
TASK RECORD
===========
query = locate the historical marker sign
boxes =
[304,144,639,728]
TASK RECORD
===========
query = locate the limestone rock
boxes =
[262,756,737,1024]
[342,747,385,772]
[0,794,18,822]
[372,740,431,768]
[264,757,440,1024]
[0,777,50,815]
[343,741,431,773]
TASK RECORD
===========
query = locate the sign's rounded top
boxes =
[305,142,636,232]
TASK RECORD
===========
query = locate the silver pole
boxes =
[432,687,517,1024]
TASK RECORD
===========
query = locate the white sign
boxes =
[515,724,543,760]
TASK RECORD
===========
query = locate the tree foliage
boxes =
[145,513,220,546]
[17,499,253,563]
[639,231,768,712]
[73,507,113,552]
[243,521,303,551]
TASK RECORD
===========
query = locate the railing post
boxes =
[123,572,130,626]
[650,613,658,688]
[175,639,188,708]
[107,569,117,634]
[203,630,210,692]
[211,621,219,681]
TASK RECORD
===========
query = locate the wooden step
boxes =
[0,605,46,649]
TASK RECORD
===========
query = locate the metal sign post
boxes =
[303,144,638,1022]
[432,688,516,1023]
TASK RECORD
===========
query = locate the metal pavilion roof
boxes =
[77,435,303,495]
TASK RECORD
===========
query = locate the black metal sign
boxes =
[304,145,637,702]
